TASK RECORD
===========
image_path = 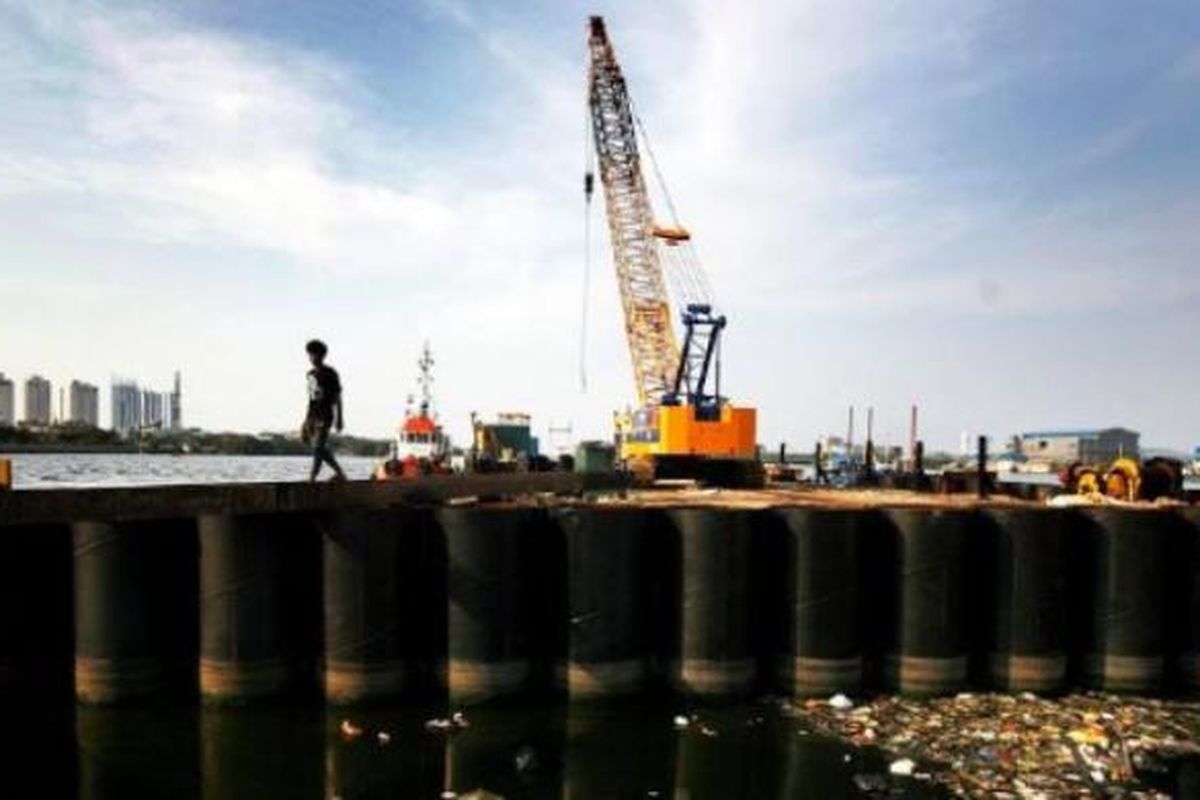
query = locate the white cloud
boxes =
[2,0,1198,451]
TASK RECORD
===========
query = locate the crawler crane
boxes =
[585,16,759,484]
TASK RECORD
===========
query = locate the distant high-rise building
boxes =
[24,375,52,426]
[111,380,142,435]
[142,389,165,429]
[0,373,14,427]
[69,381,100,427]
[169,371,183,430]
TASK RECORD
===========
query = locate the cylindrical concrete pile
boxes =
[74,519,197,703]
[977,508,1068,692]
[437,507,539,702]
[0,523,72,702]
[1175,507,1200,690]
[199,513,321,704]
[771,508,864,696]
[665,508,757,697]
[1074,508,1171,692]
[554,507,652,697]
[4,486,1200,708]
[875,509,971,696]
[323,508,427,704]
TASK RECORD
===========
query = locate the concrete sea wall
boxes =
[1,479,1197,705]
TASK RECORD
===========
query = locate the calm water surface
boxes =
[7,453,381,489]
[15,700,952,800]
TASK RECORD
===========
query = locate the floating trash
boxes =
[339,719,363,740]
[376,731,391,745]
[514,744,538,773]
[797,692,1200,798]
[426,711,470,734]
[828,693,854,711]
[673,715,689,730]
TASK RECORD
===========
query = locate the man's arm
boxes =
[335,396,344,433]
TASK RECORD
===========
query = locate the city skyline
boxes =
[0,369,182,431]
[2,1,1198,451]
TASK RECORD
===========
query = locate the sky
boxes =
[1,0,1198,452]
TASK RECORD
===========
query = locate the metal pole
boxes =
[865,407,875,480]
[977,435,989,499]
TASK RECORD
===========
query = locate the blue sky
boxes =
[1,0,1198,452]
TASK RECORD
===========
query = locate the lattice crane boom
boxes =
[586,16,678,408]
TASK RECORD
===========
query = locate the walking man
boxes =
[303,339,347,481]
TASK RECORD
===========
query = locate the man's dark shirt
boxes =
[306,365,341,427]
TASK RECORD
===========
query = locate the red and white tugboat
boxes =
[374,342,452,479]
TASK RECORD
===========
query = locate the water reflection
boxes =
[78,706,199,799]
[565,702,675,798]
[201,707,323,800]
[55,698,963,799]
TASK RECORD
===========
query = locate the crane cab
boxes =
[616,404,759,484]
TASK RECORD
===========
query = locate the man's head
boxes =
[305,339,328,366]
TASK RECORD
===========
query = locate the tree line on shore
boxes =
[0,424,390,456]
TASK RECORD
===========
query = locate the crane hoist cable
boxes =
[630,104,714,311]
[582,83,596,393]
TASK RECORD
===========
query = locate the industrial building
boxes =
[23,375,52,426]
[69,380,100,427]
[0,373,13,427]
[1020,428,1139,466]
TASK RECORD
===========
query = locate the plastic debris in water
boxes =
[440,792,457,799]
[673,715,689,729]
[796,691,1200,797]
[889,758,916,776]
[377,731,391,745]
[514,745,538,773]
[452,711,470,729]
[339,719,363,740]
[426,718,453,732]
[828,693,854,711]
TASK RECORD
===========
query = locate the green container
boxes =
[574,441,616,474]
